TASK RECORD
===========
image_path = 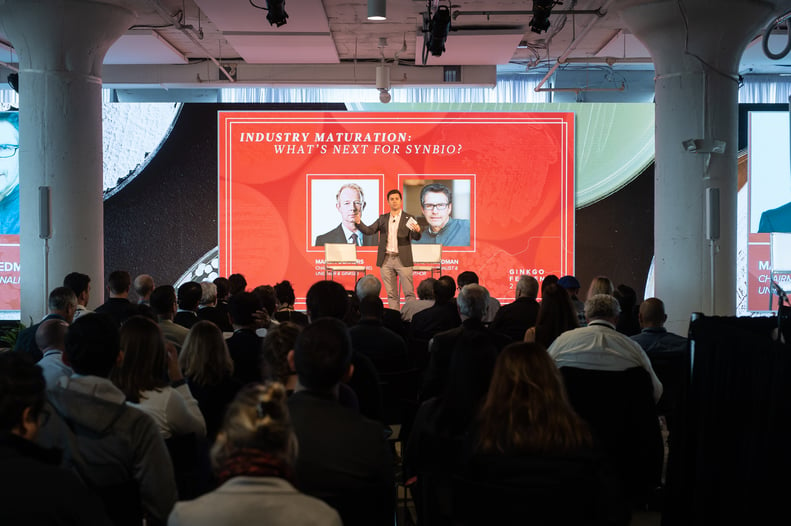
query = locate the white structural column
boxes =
[0,0,134,320]
[616,0,780,333]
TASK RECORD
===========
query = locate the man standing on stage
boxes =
[355,189,421,310]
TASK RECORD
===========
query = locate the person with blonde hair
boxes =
[168,383,341,526]
[179,320,243,441]
[112,315,206,439]
[586,275,614,299]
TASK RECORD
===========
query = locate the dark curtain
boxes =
[664,315,791,525]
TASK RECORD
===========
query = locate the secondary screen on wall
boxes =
[218,112,575,302]
[0,111,20,320]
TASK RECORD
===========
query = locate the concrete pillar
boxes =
[0,0,135,320]
[616,0,780,334]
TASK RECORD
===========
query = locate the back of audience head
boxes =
[584,293,621,323]
[638,297,667,328]
[557,275,581,296]
[477,342,592,455]
[35,319,68,353]
[355,274,382,300]
[416,278,436,301]
[64,313,121,378]
[262,322,302,386]
[108,270,131,296]
[228,273,247,296]
[199,281,218,307]
[229,291,262,327]
[0,352,47,439]
[293,317,352,393]
[133,274,155,300]
[457,284,489,320]
[434,276,456,304]
[113,315,168,403]
[150,285,177,318]
[533,284,579,347]
[63,272,91,304]
[457,271,479,288]
[274,280,296,307]
[305,280,349,321]
[613,283,637,310]
[587,275,614,299]
[359,295,384,321]
[211,382,297,475]
[179,320,233,387]
[516,275,539,299]
[48,286,78,322]
[253,285,277,316]
[541,274,559,295]
[214,277,230,301]
[177,281,202,311]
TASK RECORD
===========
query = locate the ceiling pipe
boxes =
[147,0,236,82]
[534,0,618,92]
[452,9,604,20]
[534,83,626,94]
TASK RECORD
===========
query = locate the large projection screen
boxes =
[218,112,575,303]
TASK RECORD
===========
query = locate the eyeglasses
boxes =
[422,202,449,211]
[0,144,18,158]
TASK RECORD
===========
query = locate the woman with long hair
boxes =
[179,320,243,441]
[112,315,206,439]
[587,275,615,299]
[261,322,302,393]
[168,383,341,526]
[524,284,579,348]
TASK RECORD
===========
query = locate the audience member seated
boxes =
[228,273,247,297]
[631,298,688,355]
[459,342,629,526]
[457,271,500,323]
[306,280,382,421]
[350,295,410,374]
[63,271,92,321]
[37,313,177,526]
[558,275,586,327]
[226,291,265,385]
[408,276,461,370]
[262,322,302,393]
[179,320,243,443]
[356,274,405,337]
[541,274,559,295]
[287,318,394,526]
[253,285,279,321]
[614,284,641,336]
[400,277,436,323]
[490,275,540,341]
[524,283,579,348]
[197,281,233,332]
[547,294,663,403]
[273,280,309,327]
[213,277,232,327]
[421,284,509,401]
[14,286,77,361]
[112,316,206,439]
[133,274,157,319]
[151,285,190,352]
[0,352,113,526]
[35,318,72,389]
[95,270,147,326]
[174,281,202,329]
[587,275,615,298]
[404,335,498,526]
[168,383,341,526]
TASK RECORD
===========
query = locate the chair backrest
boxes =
[325,243,357,263]
[411,243,442,264]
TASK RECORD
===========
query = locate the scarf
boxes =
[216,448,295,485]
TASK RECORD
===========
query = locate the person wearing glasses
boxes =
[314,183,377,246]
[0,112,19,235]
[414,182,470,246]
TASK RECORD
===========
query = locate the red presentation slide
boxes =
[219,112,574,304]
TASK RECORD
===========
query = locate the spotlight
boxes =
[7,73,18,93]
[368,0,386,21]
[376,65,391,103]
[266,0,288,27]
[428,5,451,57]
[529,0,556,34]
[378,90,392,103]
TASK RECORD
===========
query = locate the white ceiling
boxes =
[1,0,790,89]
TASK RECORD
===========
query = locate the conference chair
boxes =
[324,243,366,281]
[411,244,443,278]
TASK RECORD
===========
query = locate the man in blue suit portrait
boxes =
[314,182,377,246]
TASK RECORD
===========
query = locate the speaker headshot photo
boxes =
[757,201,791,233]
[313,181,378,247]
[0,111,20,235]
[412,181,471,247]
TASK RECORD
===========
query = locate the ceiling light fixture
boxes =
[422,2,452,63]
[249,0,288,27]
[368,0,386,21]
[529,0,558,34]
